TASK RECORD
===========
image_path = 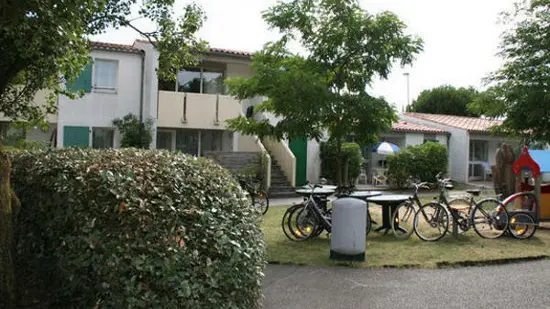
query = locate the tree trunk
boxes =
[0,149,20,309]
[342,157,349,187]
[335,139,343,187]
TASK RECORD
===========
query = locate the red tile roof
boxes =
[404,112,502,133]
[133,39,253,58]
[209,47,253,58]
[391,120,447,134]
[90,41,140,53]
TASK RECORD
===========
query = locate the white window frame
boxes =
[93,58,119,93]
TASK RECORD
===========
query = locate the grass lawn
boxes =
[261,205,550,268]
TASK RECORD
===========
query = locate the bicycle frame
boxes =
[300,185,333,233]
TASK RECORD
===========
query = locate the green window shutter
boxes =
[63,126,89,147]
[66,63,93,93]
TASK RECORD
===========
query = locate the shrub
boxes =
[113,113,154,148]
[386,142,448,189]
[320,141,364,185]
[11,148,266,309]
[386,149,413,189]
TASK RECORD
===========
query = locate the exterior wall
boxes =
[133,41,159,149]
[307,139,321,183]
[238,134,262,152]
[58,49,144,147]
[402,115,469,183]
[405,133,423,147]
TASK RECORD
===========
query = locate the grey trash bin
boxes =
[330,197,366,262]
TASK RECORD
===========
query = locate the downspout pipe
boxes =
[139,49,145,148]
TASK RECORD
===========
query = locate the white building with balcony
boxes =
[36,40,295,196]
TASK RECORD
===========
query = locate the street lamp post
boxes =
[403,72,410,111]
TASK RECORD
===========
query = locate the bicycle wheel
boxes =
[253,191,269,215]
[282,204,305,241]
[414,202,449,242]
[508,212,537,240]
[391,201,415,239]
[471,199,509,239]
[293,205,322,240]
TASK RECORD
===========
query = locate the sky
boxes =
[92,0,518,112]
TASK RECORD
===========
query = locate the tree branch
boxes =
[87,15,158,47]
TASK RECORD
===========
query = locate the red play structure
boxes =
[503,146,550,221]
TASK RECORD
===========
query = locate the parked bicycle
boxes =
[390,179,430,239]
[282,183,334,241]
[413,173,509,241]
[236,174,269,215]
[281,182,373,241]
[390,178,470,239]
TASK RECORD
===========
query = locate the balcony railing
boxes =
[157,91,242,129]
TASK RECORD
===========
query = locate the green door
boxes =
[64,126,89,147]
[289,137,308,186]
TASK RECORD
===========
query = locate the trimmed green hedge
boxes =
[320,141,364,185]
[386,142,448,188]
[11,148,266,308]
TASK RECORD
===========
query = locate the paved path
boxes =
[262,260,550,309]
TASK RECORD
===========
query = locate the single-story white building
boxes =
[402,112,519,183]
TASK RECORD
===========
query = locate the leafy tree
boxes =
[0,1,206,125]
[468,0,550,143]
[407,85,480,116]
[320,141,364,185]
[0,1,206,308]
[113,113,153,148]
[226,0,423,185]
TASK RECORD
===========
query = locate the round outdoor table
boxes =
[349,191,383,200]
[295,188,336,198]
[299,185,338,191]
[366,194,411,235]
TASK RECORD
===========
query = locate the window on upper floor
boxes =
[94,59,118,90]
[177,68,201,93]
[202,70,224,94]
[163,67,225,94]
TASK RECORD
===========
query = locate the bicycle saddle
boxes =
[466,189,481,196]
